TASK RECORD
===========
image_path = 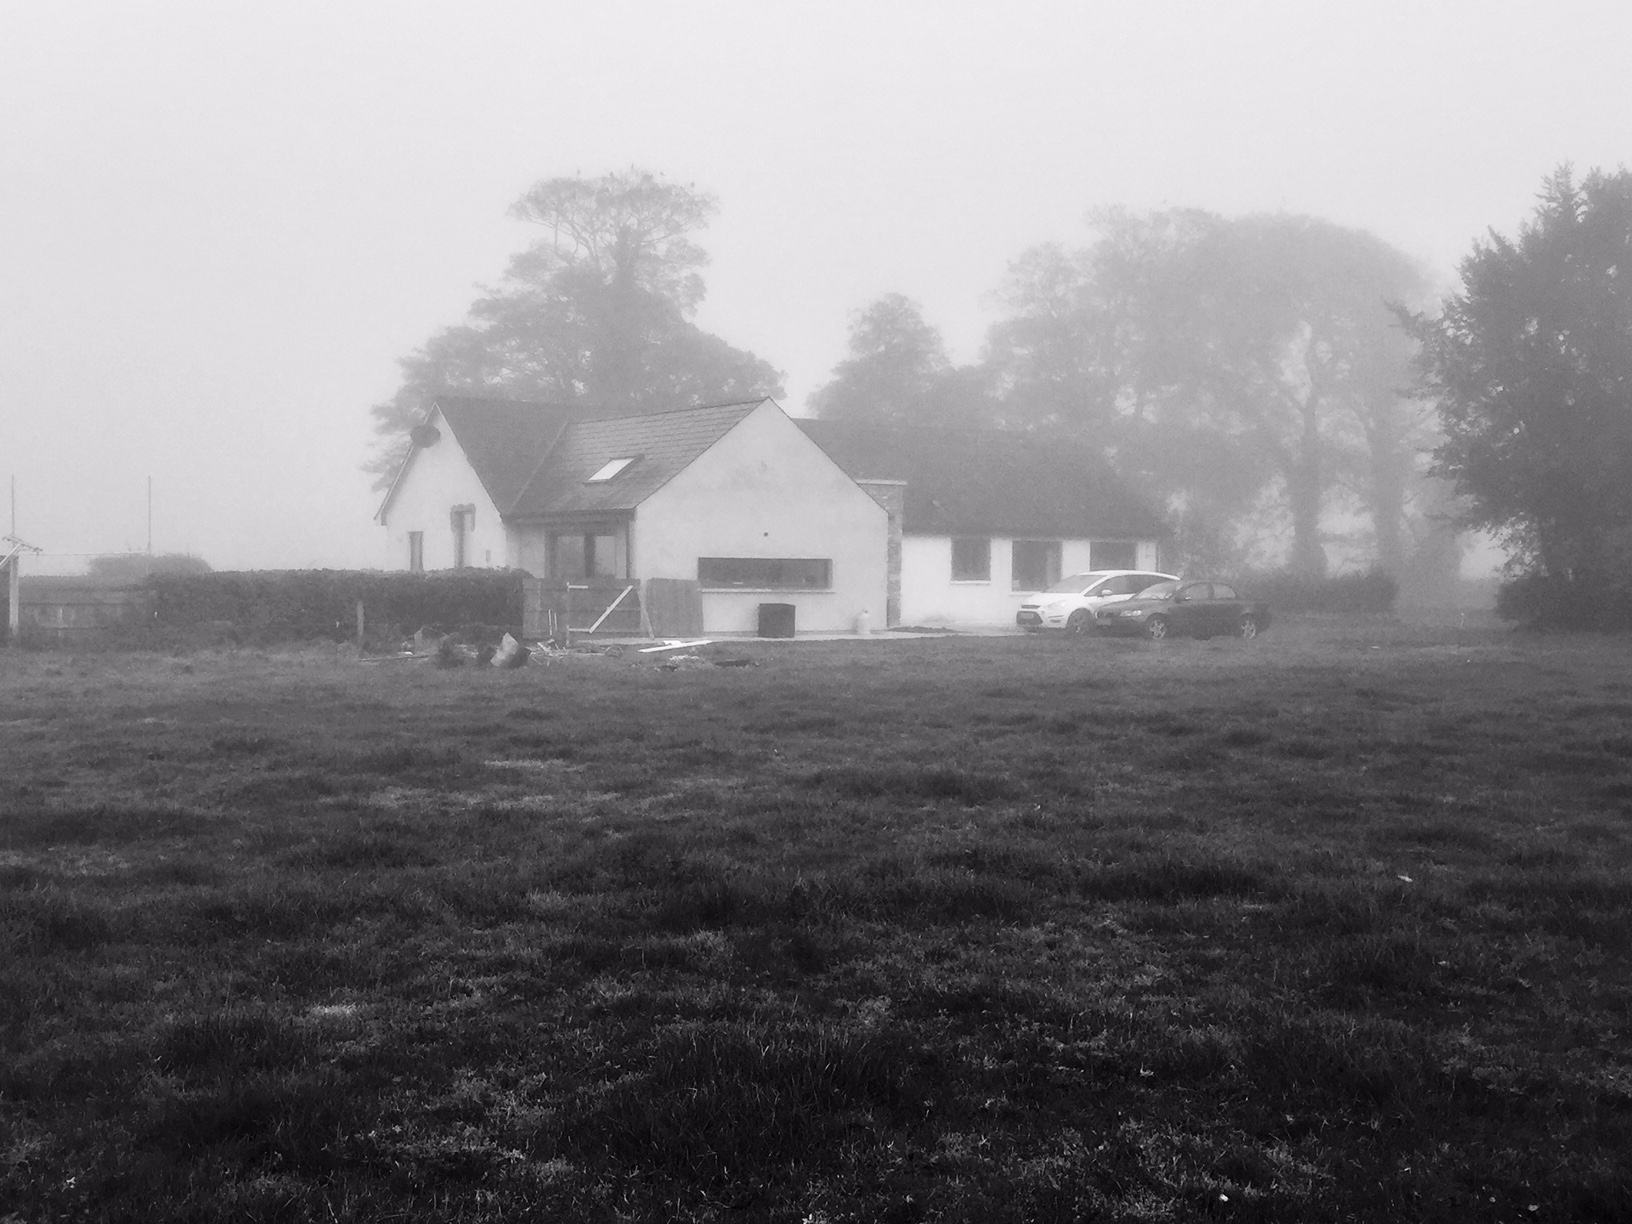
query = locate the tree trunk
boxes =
[1368,425,1407,577]
[1287,395,1327,578]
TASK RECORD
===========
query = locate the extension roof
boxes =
[795,420,1170,540]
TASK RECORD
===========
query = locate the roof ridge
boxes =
[583,398,768,425]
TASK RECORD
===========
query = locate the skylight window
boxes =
[586,456,638,483]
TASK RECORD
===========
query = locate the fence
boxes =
[13,576,156,645]
[523,578,645,640]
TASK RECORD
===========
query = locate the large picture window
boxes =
[698,557,831,589]
[1011,540,1062,591]
[951,536,991,582]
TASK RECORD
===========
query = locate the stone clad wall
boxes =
[856,480,905,627]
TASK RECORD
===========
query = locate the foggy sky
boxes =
[3,1,1628,572]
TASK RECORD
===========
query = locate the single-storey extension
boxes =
[796,420,1169,627]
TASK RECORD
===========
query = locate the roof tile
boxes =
[509,401,765,516]
[796,420,1169,539]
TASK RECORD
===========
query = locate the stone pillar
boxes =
[857,480,907,627]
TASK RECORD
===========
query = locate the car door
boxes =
[1171,583,1211,634]
[1210,583,1243,633]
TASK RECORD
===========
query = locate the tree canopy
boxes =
[368,170,783,485]
[984,210,1432,574]
[1407,166,1632,594]
[808,294,994,431]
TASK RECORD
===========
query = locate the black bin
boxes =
[757,602,795,639]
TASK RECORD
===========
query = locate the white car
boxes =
[1016,570,1179,636]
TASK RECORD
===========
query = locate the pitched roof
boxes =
[434,396,575,511]
[508,400,766,517]
[795,420,1170,540]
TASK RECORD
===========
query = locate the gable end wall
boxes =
[378,410,512,571]
[634,402,887,634]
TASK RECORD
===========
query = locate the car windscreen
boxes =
[1137,581,1178,600]
[1043,572,1107,594]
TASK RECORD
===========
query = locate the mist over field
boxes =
[3,3,1628,577]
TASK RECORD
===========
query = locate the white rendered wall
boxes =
[634,402,887,634]
[377,409,509,571]
[900,534,1163,626]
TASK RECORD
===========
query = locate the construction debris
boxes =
[492,633,529,668]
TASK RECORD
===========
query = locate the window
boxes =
[1089,541,1137,570]
[1012,540,1062,591]
[586,456,639,483]
[450,505,475,569]
[408,532,423,573]
[548,530,626,580]
[951,537,991,582]
[698,558,831,589]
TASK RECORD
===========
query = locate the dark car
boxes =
[1092,579,1270,640]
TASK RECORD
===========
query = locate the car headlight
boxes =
[1115,609,1143,617]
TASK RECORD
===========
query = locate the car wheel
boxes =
[1144,616,1169,641]
[1238,614,1259,639]
[1066,609,1092,637]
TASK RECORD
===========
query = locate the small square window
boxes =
[951,537,990,582]
[586,457,639,483]
[1089,541,1137,570]
[1012,540,1062,591]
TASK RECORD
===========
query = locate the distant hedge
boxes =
[1496,571,1632,632]
[148,570,527,644]
[1237,568,1398,615]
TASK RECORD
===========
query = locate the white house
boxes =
[376,397,888,635]
[376,396,1169,633]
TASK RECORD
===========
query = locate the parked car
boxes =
[1092,579,1270,640]
[1016,570,1179,635]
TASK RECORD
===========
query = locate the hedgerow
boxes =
[1496,570,1632,632]
[1238,568,1398,615]
[146,569,526,644]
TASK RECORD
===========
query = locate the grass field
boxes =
[2,618,1630,1222]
